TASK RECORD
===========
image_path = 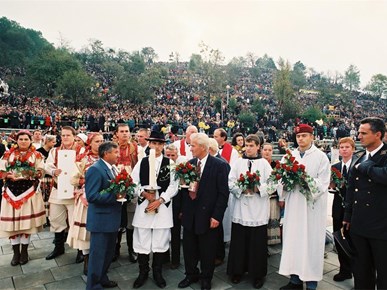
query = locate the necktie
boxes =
[342,164,348,179]
[111,166,118,178]
[196,160,202,178]
[248,160,252,172]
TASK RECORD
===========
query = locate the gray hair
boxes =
[208,138,219,153]
[190,133,209,151]
[98,141,118,158]
[165,143,178,153]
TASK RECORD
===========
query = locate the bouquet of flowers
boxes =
[100,169,136,201]
[331,167,344,187]
[236,170,260,195]
[267,150,317,202]
[6,160,37,179]
[173,161,199,186]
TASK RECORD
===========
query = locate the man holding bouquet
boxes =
[227,134,273,289]
[278,124,330,290]
[85,142,121,289]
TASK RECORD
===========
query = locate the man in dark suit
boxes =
[85,142,122,290]
[330,137,355,282]
[178,133,230,290]
[344,117,387,289]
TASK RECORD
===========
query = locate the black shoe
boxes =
[201,280,211,290]
[280,282,303,290]
[253,278,264,289]
[153,272,166,288]
[75,250,84,263]
[45,246,65,260]
[333,272,352,282]
[133,272,148,289]
[101,280,118,288]
[231,275,241,284]
[178,277,199,288]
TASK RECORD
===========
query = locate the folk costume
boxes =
[67,146,99,275]
[227,155,272,287]
[0,144,45,266]
[131,132,178,288]
[45,142,80,260]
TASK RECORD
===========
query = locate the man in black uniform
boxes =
[343,117,387,290]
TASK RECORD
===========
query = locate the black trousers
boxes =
[351,232,387,289]
[227,223,267,279]
[215,223,225,260]
[333,218,352,275]
[171,213,182,265]
[182,226,219,282]
[87,231,117,290]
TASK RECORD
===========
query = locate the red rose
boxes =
[255,176,260,181]
[282,164,287,169]
[240,176,245,182]
[186,163,193,170]
[290,157,295,162]
[182,169,187,173]
[276,174,281,180]
[275,162,281,169]
[300,164,306,171]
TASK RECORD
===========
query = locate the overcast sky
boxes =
[1,0,387,86]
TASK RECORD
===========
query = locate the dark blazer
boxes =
[181,154,230,235]
[85,159,122,233]
[344,143,387,240]
[331,158,355,221]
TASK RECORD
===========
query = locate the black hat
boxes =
[333,228,355,258]
[146,131,166,143]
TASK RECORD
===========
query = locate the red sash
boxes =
[221,143,233,163]
[180,139,186,156]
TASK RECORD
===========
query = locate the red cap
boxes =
[295,124,313,134]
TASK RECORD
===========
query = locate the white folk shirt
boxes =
[131,154,178,229]
[228,157,273,227]
[278,145,330,282]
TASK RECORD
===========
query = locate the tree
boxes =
[291,61,307,89]
[56,69,94,108]
[188,54,203,72]
[226,57,246,85]
[302,106,325,123]
[0,17,52,67]
[26,48,82,97]
[253,53,277,75]
[126,51,145,75]
[273,58,298,119]
[141,47,158,65]
[251,98,265,118]
[343,64,360,91]
[365,74,387,99]
[238,111,256,130]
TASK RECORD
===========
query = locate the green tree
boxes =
[302,106,325,123]
[141,47,158,65]
[238,111,256,130]
[365,74,387,99]
[273,58,298,119]
[228,97,237,114]
[252,54,277,76]
[26,48,82,97]
[251,98,265,117]
[188,54,203,72]
[126,51,145,75]
[343,64,360,91]
[226,57,246,85]
[0,17,52,67]
[291,61,307,89]
[56,69,94,108]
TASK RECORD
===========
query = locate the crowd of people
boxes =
[0,117,386,290]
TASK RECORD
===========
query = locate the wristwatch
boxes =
[158,197,165,204]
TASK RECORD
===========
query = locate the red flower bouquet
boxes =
[173,161,199,185]
[236,170,261,195]
[100,169,136,201]
[268,150,307,192]
[331,167,344,187]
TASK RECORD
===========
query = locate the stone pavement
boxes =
[0,228,354,290]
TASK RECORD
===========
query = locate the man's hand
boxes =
[142,191,156,202]
[210,218,219,229]
[146,199,161,212]
[278,201,285,209]
[342,221,350,231]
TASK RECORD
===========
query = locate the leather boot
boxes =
[46,231,65,260]
[75,249,84,263]
[112,230,122,262]
[133,254,150,288]
[83,254,89,276]
[153,252,167,288]
[11,244,20,266]
[20,244,29,265]
[126,229,137,263]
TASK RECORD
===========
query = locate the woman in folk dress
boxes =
[0,130,45,266]
[67,133,103,275]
